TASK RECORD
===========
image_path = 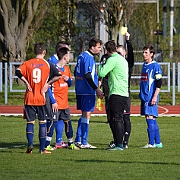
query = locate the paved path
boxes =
[0,105,179,116]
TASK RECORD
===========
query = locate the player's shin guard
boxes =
[123,114,131,144]
[75,117,81,142]
[26,122,34,147]
[81,118,89,145]
[39,121,47,152]
[45,120,57,147]
[56,120,64,143]
[146,119,155,145]
[154,119,161,144]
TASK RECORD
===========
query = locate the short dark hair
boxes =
[34,42,46,55]
[89,38,102,49]
[105,40,116,53]
[116,45,125,50]
[56,41,70,52]
[57,47,69,60]
[143,44,155,57]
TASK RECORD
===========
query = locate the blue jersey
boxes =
[74,51,98,95]
[139,61,162,102]
[48,54,58,64]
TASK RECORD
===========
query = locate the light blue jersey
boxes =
[74,51,98,95]
[139,61,162,102]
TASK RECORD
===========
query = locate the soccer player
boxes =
[15,42,61,154]
[98,40,129,151]
[98,53,110,123]
[139,44,163,148]
[48,41,70,64]
[46,41,70,148]
[100,32,134,149]
[115,32,134,148]
[45,46,79,150]
[74,37,104,149]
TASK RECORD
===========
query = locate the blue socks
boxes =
[154,119,161,144]
[65,120,73,139]
[146,119,161,145]
[75,117,81,142]
[56,120,64,143]
[75,117,89,145]
[81,118,89,145]
[55,120,74,144]
[39,123,47,152]
[146,119,155,145]
[26,123,34,147]
[45,120,57,147]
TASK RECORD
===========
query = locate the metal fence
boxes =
[0,61,179,105]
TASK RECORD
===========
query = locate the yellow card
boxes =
[121,27,128,35]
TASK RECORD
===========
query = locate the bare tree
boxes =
[0,0,51,62]
[101,0,136,43]
[75,0,102,54]
[81,0,136,44]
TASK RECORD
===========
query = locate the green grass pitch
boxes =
[0,115,180,180]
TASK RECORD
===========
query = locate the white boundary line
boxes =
[0,113,23,116]
[0,113,180,117]
[158,105,169,115]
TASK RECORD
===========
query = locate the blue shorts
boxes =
[76,95,96,112]
[140,101,158,118]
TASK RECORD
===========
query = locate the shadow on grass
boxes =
[70,159,180,166]
[0,142,39,149]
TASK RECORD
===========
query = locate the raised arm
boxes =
[126,32,134,68]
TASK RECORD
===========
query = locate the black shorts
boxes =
[24,105,47,122]
[109,94,128,121]
[124,89,131,114]
[124,96,131,114]
[45,101,53,120]
[52,108,71,121]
